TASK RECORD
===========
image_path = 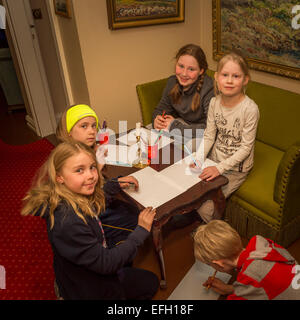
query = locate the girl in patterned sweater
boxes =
[191,51,260,222]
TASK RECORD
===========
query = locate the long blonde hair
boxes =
[214,51,250,96]
[21,142,105,229]
[193,220,243,264]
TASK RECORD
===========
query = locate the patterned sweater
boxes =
[228,236,299,300]
[196,95,259,174]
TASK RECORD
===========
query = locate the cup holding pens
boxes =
[97,130,109,145]
[147,143,158,164]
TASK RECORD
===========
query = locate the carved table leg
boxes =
[152,219,167,289]
[211,188,226,220]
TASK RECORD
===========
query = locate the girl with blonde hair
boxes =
[56,104,140,246]
[21,141,158,300]
[191,51,260,222]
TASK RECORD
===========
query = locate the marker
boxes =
[184,144,199,167]
[162,110,166,119]
[102,120,107,130]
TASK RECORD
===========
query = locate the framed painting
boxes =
[53,0,72,18]
[106,0,185,30]
[213,0,300,80]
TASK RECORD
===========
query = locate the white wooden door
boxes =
[3,0,56,137]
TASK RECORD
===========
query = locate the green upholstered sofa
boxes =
[226,80,300,247]
[136,71,300,247]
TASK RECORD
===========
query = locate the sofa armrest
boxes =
[274,141,300,223]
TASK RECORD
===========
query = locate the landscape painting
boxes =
[213,0,300,79]
[107,0,185,30]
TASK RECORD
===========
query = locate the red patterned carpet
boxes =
[0,138,56,300]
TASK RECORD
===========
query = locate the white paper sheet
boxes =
[123,156,217,208]
[168,260,231,300]
[159,154,202,191]
[124,167,183,208]
[104,144,132,166]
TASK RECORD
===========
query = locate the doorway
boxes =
[0,0,69,141]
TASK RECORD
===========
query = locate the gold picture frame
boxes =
[54,0,72,18]
[106,0,185,30]
[212,0,300,80]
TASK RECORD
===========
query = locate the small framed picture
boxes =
[106,0,185,30]
[53,0,72,18]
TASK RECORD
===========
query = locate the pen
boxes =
[118,181,135,185]
[154,130,163,145]
[206,270,217,290]
[154,111,166,144]
[111,180,135,185]
[183,144,199,167]
[106,160,132,167]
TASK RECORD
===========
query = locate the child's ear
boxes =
[243,75,249,86]
[212,259,225,268]
[56,175,64,184]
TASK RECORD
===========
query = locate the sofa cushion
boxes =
[246,81,300,152]
[234,140,283,220]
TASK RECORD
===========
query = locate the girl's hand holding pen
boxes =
[162,114,174,129]
[138,206,156,232]
[189,160,202,173]
[154,115,167,130]
[117,176,139,190]
[154,110,169,130]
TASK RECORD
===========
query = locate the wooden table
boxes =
[102,142,228,288]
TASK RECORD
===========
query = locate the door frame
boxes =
[3,0,57,137]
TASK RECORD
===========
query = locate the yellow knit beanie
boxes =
[66,104,98,133]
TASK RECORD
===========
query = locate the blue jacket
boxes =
[42,194,149,299]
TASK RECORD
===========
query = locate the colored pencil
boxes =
[111,180,135,185]
[183,144,199,167]
[206,270,217,290]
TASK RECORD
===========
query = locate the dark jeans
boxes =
[118,267,159,300]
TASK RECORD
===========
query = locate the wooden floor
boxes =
[1,93,300,300]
